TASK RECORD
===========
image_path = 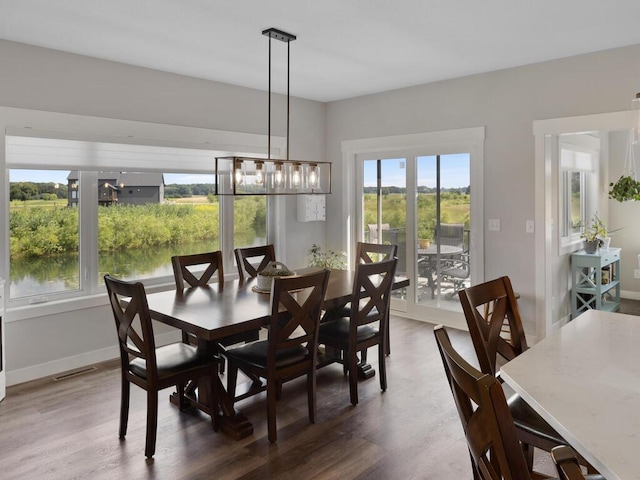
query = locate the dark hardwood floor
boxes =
[0,316,554,479]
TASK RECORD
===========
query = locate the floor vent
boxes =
[53,366,98,382]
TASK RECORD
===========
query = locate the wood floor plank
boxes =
[0,316,554,479]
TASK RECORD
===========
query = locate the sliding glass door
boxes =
[416,154,471,311]
[362,158,408,303]
[358,150,474,317]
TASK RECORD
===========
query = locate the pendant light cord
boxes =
[287,39,290,161]
[268,35,271,162]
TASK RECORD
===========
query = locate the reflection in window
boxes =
[233,196,267,249]
[99,172,219,282]
[9,169,79,299]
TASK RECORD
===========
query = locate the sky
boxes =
[363,154,470,189]
[9,170,215,185]
[10,154,469,188]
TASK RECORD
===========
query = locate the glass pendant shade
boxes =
[215,156,331,195]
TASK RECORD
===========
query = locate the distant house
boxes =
[66,171,165,207]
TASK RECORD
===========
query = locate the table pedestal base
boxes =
[357,362,376,379]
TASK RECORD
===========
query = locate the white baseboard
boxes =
[6,331,180,387]
[394,310,468,332]
[621,290,640,301]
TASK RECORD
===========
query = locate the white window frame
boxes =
[558,136,599,252]
[341,127,484,329]
[0,107,284,320]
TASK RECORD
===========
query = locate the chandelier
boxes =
[215,28,331,195]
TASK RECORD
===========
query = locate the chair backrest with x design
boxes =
[349,258,397,336]
[267,270,330,373]
[234,244,276,282]
[105,275,158,380]
[434,325,533,480]
[171,251,224,290]
[458,276,528,376]
[355,241,398,265]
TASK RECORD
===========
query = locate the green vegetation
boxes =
[307,244,347,269]
[10,181,68,201]
[363,191,471,241]
[10,197,266,259]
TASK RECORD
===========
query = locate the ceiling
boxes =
[2,1,640,102]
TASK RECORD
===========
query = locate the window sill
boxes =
[6,280,177,323]
[5,273,239,323]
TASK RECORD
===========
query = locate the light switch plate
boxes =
[526,220,534,233]
[488,219,500,232]
[635,269,640,279]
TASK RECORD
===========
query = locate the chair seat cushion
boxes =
[129,342,212,380]
[508,393,565,445]
[319,317,379,344]
[225,340,308,369]
[322,304,352,322]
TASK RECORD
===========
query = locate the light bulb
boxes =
[234,162,244,185]
[275,163,283,186]
[255,162,264,185]
[309,165,318,187]
[292,164,301,186]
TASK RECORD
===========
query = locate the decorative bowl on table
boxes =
[255,261,295,293]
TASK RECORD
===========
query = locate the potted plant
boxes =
[609,175,640,202]
[307,244,347,269]
[417,224,434,249]
[581,214,605,253]
[580,213,621,253]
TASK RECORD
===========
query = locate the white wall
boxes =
[0,40,327,385]
[325,43,640,335]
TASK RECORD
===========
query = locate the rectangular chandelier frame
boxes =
[215,156,331,195]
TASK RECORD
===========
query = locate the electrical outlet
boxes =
[488,219,500,232]
[635,269,640,279]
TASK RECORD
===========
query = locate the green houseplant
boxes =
[580,213,621,253]
[307,244,347,269]
[609,175,640,202]
[581,214,606,253]
[417,224,434,248]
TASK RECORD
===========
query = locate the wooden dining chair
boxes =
[324,241,398,355]
[171,251,260,373]
[458,276,596,473]
[318,257,397,406]
[552,446,601,480]
[234,244,276,282]
[357,241,398,355]
[355,241,398,264]
[104,275,219,458]
[433,325,596,480]
[171,251,224,290]
[224,269,330,443]
[172,251,225,346]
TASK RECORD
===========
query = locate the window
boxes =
[9,169,80,299]
[560,170,587,239]
[559,137,599,247]
[6,135,267,305]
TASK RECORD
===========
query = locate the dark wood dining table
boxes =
[143,267,409,440]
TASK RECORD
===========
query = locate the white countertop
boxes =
[501,309,640,480]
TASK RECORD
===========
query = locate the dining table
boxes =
[417,244,464,298]
[500,309,640,480]
[143,267,409,440]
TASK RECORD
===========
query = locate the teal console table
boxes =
[570,248,620,319]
